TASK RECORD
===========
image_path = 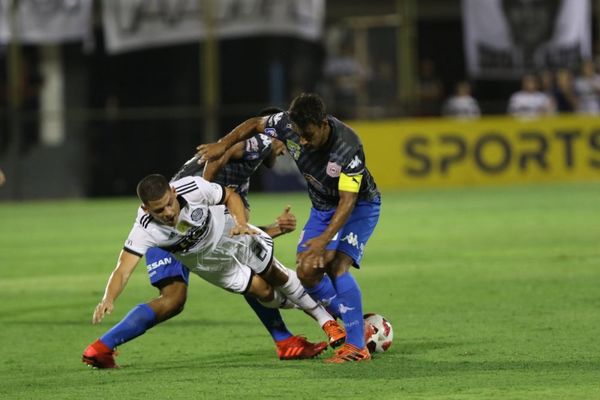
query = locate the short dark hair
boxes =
[258,106,284,117]
[288,93,327,130]
[137,174,170,204]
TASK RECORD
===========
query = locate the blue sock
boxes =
[244,295,292,342]
[305,274,341,319]
[100,303,157,349]
[333,272,365,348]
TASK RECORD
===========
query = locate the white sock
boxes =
[258,290,299,310]
[276,265,334,327]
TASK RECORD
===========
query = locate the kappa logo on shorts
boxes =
[341,232,360,248]
[191,208,204,221]
[326,161,342,177]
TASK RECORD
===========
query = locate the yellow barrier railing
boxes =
[352,115,600,189]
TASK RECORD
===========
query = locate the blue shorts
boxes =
[145,247,190,287]
[297,198,381,268]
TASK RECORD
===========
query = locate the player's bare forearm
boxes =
[103,250,140,301]
[93,250,140,324]
[197,117,265,161]
[223,188,257,235]
[203,142,245,182]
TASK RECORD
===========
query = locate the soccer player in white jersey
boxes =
[82,174,344,368]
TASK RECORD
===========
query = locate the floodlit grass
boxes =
[1,183,599,399]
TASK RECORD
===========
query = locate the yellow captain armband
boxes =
[338,173,363,193]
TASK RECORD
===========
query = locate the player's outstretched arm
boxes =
[202,141,245,182]
[196,116,266,162]
[92,250,141,324]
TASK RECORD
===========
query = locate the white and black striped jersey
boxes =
[264,112,380,210]
[123,176,227,258]
[171,134,273,206]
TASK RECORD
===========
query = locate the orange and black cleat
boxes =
[324,343,371,363]
[321,320,346,348]
[276,335,328,360]
[82,339,118,369]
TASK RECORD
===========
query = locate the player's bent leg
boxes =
[296,250,342,319]
[82,278,187,369]
[148,278,188,322]
[244,295,293,341]
[326,253,367,353]
[267,258,345,347]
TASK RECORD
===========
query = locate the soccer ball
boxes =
[364,313,393,354]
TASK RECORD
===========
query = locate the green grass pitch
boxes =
[1,183,599,399]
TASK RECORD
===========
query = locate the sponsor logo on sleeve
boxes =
[347,155,362,169]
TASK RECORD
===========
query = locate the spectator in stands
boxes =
[323,34,368,119]
[0,168,5,187]
[507,74,555,118]
[573,59,600,115]
[553,68,578,113]
[442,80,481,119]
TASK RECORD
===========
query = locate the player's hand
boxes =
[196,142,227,162]
[298,237,328,270]
[275,205,296,234]
[230,224,258,236]
[92,299,114,324]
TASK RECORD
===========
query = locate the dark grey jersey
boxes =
[264,112,379,210]
[172,133,273,206]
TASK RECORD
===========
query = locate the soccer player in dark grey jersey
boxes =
[198,93,381,363]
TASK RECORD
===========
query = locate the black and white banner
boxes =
[102,0,325,54]
[0,0,92,44]
[463,0,591,79]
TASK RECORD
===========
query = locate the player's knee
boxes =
[158,281,188,318]
[328,253,353,276]
[296,264,319,286]
[248,279,274,302]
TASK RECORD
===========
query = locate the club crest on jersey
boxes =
[286,140,301,160]
[191,208,204,222]
[326,162,342,177]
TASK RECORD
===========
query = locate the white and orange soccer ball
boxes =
[364,313,393,354]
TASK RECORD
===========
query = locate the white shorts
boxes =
[175,220,274,294]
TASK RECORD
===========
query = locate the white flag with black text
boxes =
[0,0,92,44]
[102,0,325,54]
[463,0,591,79]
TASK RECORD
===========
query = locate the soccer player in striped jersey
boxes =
[198,93,381,363]
[83,174,344,368]
[83,109,343,368]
